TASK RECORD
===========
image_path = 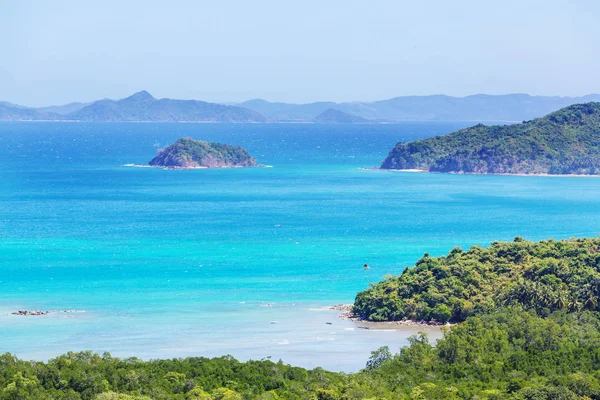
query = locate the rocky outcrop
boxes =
[11,310,85,316]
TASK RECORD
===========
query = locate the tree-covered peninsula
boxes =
[381,102,600,174]
[149,138,257,169]
[353,237,600,323]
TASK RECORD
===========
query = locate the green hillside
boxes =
[353,237,600,323]
[381,102,600,174]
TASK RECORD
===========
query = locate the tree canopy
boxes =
[353,237,600,323]
[381,102,600,174]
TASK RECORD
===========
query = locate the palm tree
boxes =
[363,264,371,286]
[555,291,568,310]
[570,299,583,312]
[584,293,598,310]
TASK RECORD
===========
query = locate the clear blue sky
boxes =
[2,0,599,106]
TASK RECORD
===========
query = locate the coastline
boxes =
[1,301,446,372]
[390,169,426,173]
[360,167,425,173]
[375,168,600,178]
[329,304,451,328]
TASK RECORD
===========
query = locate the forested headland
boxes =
[381,102,600,175]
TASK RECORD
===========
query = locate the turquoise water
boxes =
[1,122,600,371]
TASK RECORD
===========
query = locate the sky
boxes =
[1,0,599,106]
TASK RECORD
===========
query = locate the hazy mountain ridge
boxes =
[39,102,91,115]
[238,99,374,121]
[64,91,267,122]
[239,94,600,122]
[0,91,266,122]
[2,92,600,122]
[313,108,369,123]
[0,104,60,121]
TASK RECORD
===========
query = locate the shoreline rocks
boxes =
[12,310,49,316]
[11,310,85,316]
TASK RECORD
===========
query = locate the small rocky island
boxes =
[149,138,257,169]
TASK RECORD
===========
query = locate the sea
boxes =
[1,121,599,372]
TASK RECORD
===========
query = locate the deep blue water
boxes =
[1,121,599,371]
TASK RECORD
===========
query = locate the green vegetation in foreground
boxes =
[149,138,257,168]
[3,309,600,399]
[381,102,600,174]
[354,237,600,323]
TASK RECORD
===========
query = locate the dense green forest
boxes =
[149,138,257,168]
[353,237,600,323]
[381,102,600,174]
[5,238,600,399]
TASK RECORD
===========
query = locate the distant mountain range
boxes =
[238,94,600,122]
[0,91,265,122]
[2,91,600,123]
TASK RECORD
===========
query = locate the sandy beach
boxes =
[329,304,452,328]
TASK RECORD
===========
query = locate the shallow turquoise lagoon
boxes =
[1,122,599,371]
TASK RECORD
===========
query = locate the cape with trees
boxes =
[353,237,600,323]
[381,102,600,175]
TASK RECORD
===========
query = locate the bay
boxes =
[1,121,599,371]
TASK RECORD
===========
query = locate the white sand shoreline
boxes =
[328,304,451,328]
[362,167,600,178]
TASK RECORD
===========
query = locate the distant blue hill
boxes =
[313,108,369,123]
[39,102,91,115]
[64,91,266,122]
[238,99,371,122]
[0,100,91,120]
[0,91,266,122]
[238,94,600,122]
[0,103,59,121]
